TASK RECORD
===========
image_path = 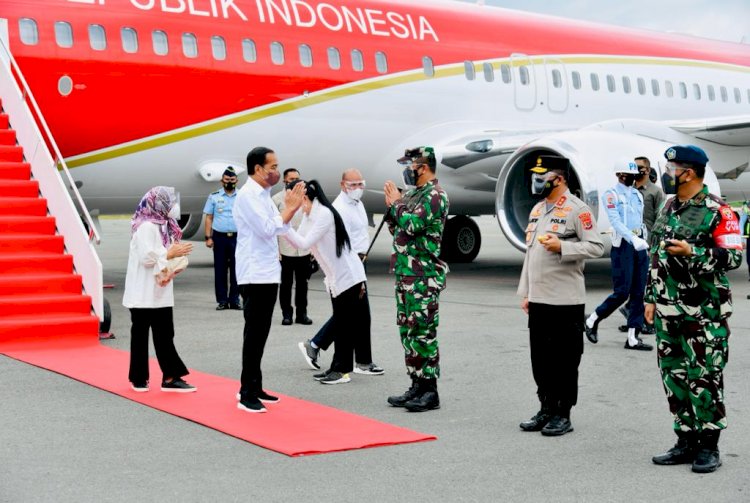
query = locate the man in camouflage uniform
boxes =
[646,145,742,474]
[518,155,604,436]
[383,146,449,412]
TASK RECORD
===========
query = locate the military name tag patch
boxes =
[579,212,593,230]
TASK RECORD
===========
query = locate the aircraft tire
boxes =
[441,216,481,263]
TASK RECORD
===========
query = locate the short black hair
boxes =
[684,163,706,178]
[246,147,275,175]
[283,168,300,178]
[634,156,650,167]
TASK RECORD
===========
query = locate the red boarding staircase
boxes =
[0,102,99,345]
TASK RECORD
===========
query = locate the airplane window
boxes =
[299,44,313,68]
[55,21,73,48]
[552,69,562,88]
[423,56,435,77]
[19,18,39,46]
[152,30,168,56]
[121,27,138,54]
[590,73,599,91]
[707,85,715,101]
[519,66,530,86]
[483,62,494,82]
[679,82,687,99]
[720,86,728,103]
[637,78,646,95]
[88,24,106,51]
[375,51,388,74]
[211,36,226,61]
[651,79,660,96]
[464,61,476,81]
[665,80,674,98]
[328,47,341,70]
[351,49,364,71]
[734,87,741,104]
[182,33,198,58]
[570,71,580,89]
[622,76,631,94]
[242,39,257,63]
[271,41,284,65]
[501,64,512,84]
[693,83,701,100]
[606,74,615,92]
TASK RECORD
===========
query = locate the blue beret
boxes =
[664,145,708,166]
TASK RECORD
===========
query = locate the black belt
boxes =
[213,231,236,238]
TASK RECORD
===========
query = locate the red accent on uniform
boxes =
[713,205,743,250]
[578,212,593,230]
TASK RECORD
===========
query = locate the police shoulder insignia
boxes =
[606,193,616,209]
[578,212,593,230]
[555,195,567,208]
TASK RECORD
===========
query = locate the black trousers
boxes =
[128,307,189,383]
[528,302,585,414]
[239,283,278,397]
[328,282,369,374]
[312,285,373,365]
[212,232,239,305]
[279,255,309,318]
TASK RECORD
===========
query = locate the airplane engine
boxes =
[177,213,204,240]
[493,130,709,252]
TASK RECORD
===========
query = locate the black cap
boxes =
[223,166,237,178]
[530,155,570,178]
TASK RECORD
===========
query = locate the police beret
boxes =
[530,155,570,176]
[664,145,709,167]
[223,166,237,177]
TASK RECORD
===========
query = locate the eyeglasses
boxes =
[344,180,366,189]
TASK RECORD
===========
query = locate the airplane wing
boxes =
[668,115,750,147]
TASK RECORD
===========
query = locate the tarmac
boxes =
[1,215,749,502]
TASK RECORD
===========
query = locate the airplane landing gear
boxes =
[440,216,481,263]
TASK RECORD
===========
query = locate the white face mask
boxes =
[346,188,364,201]
[168,203,180,220]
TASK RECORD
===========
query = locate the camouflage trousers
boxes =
[655,315,729,432]
[395,275,444,379]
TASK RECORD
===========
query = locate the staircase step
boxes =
[0,234,64,253]
[0,293,91,316]
[0,129,16,145]
[0,145,23,162]
[0,272,82,295]
[0,252,73,274]
[0,162,31,180]
[0,114,8,129]
[0,179,39,197]
[0,197,47,216]
[0,215,56,234]
[0,313,99,343]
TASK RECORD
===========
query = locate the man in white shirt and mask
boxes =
[298,169,384,376]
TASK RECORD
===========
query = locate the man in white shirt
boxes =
[298,169,384,376]
[234,146,305,414]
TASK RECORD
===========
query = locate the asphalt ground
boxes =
[1,216,748,502]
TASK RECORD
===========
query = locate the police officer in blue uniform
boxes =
[585,159,653,350]
[203,167,241,310]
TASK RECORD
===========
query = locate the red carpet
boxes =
[1,339,436,456]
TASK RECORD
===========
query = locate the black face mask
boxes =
[286,181,299,190]
[223,182,236,191]
[619,174,636,187]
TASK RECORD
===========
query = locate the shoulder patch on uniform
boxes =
[605,193,616,209]
[714,205,742,249]
[578,212,593,230]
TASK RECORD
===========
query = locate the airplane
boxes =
[1,0,749,262]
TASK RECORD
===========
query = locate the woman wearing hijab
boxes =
[283,179,370,384]
[123,186,196,392]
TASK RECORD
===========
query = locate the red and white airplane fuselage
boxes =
[1,0,749,258]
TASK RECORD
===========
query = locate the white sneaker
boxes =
[354,363,384,376]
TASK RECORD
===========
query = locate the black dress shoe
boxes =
[519,411,552,432]
[618,325,628,333]
[640,324,656,335]
[230,302,242,310]
[281,316,293,326]
[624,339,653,351]
[216,303,229,311]
[295,316,313,325]
[540,416,573,436]
[584,315,599,343]
[692,448,722,473]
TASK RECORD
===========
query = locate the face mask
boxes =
[264,167,280,186]
[531,173,557,197]
[285,181,298,190]
[346,188,364,201]
[402,167,419,187]
[619,174,636,187]
[223,182,236,191]
[168,203,180,220]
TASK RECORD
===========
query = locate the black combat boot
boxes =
[404,378,440,412]
[692,430,722,473]
[387,376,419,407]
[652,431,698,465]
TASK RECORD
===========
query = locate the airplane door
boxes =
[511,53,537,111]
[544,58,568,113]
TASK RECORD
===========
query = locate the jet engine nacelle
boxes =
[494,130,719,252]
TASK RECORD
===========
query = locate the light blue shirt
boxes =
[602,183,645,246]
[203,189,238,233]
